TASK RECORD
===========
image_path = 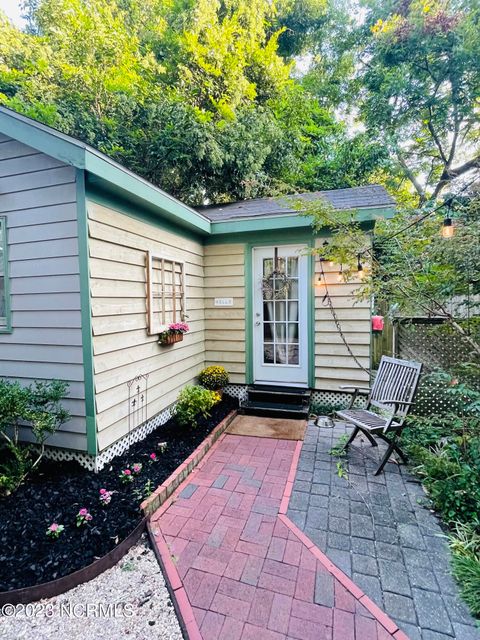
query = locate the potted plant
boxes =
[198,365,229,399]
[158,322,190,345]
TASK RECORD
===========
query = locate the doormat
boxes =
[226,415,306,440]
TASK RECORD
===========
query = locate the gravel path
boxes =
[0,536,183,640]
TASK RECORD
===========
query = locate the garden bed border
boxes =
[0,409,237,606]
[0,517,146,606]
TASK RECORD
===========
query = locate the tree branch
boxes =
[432,153,480,199]
[395,149,426,201]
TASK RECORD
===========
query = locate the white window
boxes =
[146,252,186,335]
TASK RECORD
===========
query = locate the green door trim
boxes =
[76,169,97,456]
[245,236,315,388]
[0,216,12,334]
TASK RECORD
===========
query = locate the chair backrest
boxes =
[369,356,423,418]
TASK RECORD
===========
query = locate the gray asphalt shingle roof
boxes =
[198,185,395,222]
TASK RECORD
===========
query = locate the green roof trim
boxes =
[209,206,394,237]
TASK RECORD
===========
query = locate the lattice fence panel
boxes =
[396,318,480,415]
[396,319,474,373]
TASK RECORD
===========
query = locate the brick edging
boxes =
[280,441,409,640]
[141,410,238,517]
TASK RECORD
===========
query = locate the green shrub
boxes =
[408,441,480,524]
[0,379,70,495]
[198,366,229,391]
[401,368,480,619]
[452,554,480,617]
[449,523,480,617]
[173,385,219,428]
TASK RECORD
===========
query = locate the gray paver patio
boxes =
[287,420,480,640]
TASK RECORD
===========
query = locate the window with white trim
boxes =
[146,252,186,335]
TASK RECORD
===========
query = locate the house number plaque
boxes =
[214,298,234,306]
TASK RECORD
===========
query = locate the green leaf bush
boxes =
[173,385,219,428]
[0,379,70,495]
[401,367,480,619]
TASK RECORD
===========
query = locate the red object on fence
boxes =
[372,315,384,332]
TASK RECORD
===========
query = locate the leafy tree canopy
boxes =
[0,0,386,204]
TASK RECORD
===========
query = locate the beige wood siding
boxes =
[87,201,205,452]
[0,137,87,451]
[314,238,371,389]
[204,244,245,383]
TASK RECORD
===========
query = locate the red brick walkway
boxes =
[150,434,406,640]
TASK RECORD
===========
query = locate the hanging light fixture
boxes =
[442,216,454,238]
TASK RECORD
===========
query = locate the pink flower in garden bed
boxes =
[119,468,134,483]
[76,508,93,527]
[46,522,64,539]
[99,488,114,505]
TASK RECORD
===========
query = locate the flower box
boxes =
[159,333,184,346]
[158,322,189,346]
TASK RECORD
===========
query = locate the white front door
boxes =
[253,245,309,386]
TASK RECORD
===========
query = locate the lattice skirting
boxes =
[40,405,174,472]
[224,384,366,413]
[224,384,248,402]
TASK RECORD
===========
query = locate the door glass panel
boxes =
[287,301,298,321]
[287,257,298,276]
[289,279,298,299]
[287,344,299,365]
[263,258,273,277]
[275,344,287,364]
[274,301,286,321]
[274,277,287,298]
[264,343,274,364]
[275,323,286,341]
[275,257,285,273]
[263,323,273,341]
[287,323,299,343]
[263,302,274,321]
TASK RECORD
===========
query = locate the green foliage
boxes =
[0,378,70,495]
[401,369,480,525]
[357,0,480,201]
[306,192,480,357]
[329,433,349,457]
[0,0,387,204]
[198,366,229,390]
[173,385,219,428]
[451,555,480,617]
[401,370,480,618]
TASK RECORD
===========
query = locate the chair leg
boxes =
[374,433,407,475]
[374,442,396,475]
[392,442,408,464]
[343,426,359,450]
[358,427,378,448]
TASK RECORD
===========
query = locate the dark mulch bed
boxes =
[0,397,237,591]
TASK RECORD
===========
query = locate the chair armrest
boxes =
[340,385,371,409]
[381,400,415,406]
[339,386,371,394]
